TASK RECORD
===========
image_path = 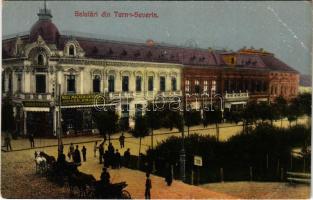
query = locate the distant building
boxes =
[2,6,299,137]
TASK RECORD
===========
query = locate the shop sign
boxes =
[23,101,50,107]
[194,155,203,166]
[61,94,105,106]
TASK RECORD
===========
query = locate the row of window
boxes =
[224,79,267,93]
[33,74,178,94]
[110,75,177,93]
[185,80,217,94]
[271,85,296,96]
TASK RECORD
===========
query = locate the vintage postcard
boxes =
[1,1,311,199]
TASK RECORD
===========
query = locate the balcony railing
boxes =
[107,91,182,100]
[224,91,249,100]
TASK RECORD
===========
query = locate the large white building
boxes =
[2,7,182,136]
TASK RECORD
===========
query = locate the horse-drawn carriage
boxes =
[34,151,132,199]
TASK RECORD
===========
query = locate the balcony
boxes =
[107,90,182,100]
[224,91,249,101]
[14,93,54,101]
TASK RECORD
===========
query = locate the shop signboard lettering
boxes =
[23,101,50,107]
[61,94,105,106]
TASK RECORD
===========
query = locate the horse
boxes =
[68,171,96,198]
[34,152,47,175]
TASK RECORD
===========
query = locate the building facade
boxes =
[2,7,299,137]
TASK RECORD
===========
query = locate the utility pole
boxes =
[180,95,186,182]
[57,83,63,155]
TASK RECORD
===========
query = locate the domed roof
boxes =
[30,20,60,43]
[29,7,60,43]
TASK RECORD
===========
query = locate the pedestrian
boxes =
[100,167,110,186]
[73,145,81,165]
[165,164,173,186]
[115,149,121,169]
[119,133,125,148]
[68,143,75,160]
[58,141,64,156]
[29,133,35,148]
[99,142,104,164]
[123,148,130,167]
[103,150,109,168]
[82,146,87,162]
[5,134,12,151]
[145,172,152,199]
[108,142,115,167]
[94,141,98,158]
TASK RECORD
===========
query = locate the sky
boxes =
[3,1,312,74]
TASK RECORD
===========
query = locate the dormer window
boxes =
[69,45,75,56]
[230,57,235,65]
[38,54,44,65]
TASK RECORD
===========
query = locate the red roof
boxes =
[29,19,60,43]
[2,33,298,74]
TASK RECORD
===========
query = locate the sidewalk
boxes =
[2,116,308,153]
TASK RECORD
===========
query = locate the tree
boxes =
[274,96,287,128]
[184,110,201,136]
[146,103,161,149]
[242,101,258,133]
[203,109,222,141]
[296,93,311,125]
[93,110,118,141]
[133,115,150,167]
[119,117,129,134]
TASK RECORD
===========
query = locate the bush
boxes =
[146,123,311,183]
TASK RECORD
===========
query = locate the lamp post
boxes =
[56,83,63,155]
[179,95,186,182]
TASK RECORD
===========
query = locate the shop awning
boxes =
[61,104,115,109]
[23,107,50,112]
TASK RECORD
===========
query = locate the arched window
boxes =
[38,54,44,65]
[69,45,75,56]
[93,75,101,93]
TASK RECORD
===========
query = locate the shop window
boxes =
[160,76,165,92]
[122,76,129,92]
[108,75,115,93]
[148,76,153,91]
[36,74,46,93]
[135,104,143,118]
[67,75,76,93]
[136,76,142,92]
[93,75,101,93]
[171,77,177,91]
[121,104,129,118]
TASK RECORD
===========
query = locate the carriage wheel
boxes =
[69,186,80,198]
[121,190,131,199]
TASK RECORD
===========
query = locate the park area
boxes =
[1,117,311,198]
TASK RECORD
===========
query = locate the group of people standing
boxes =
[94,136,130,169]
[67,143,87,165]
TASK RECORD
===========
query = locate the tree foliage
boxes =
[93,110,118,140]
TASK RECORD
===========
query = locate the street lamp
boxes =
[179,96,186,182]
[56,83,63,156]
